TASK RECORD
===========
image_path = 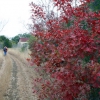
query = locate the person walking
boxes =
[3,46,8,56]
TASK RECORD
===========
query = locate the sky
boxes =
[0,0,80,38]
[0,0,37,38]
[0,0,56,38]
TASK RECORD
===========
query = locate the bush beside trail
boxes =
[29,0,100,100]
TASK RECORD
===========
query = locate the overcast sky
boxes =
[0,0,80,38]
[0,0,38,38]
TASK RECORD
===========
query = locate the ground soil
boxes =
[0,50,38,100]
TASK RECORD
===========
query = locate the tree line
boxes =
[0,33,32,48]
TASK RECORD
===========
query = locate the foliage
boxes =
[20,43,28,52]
[3,38,12,48]
[11,33,31,44]
[28,34,37,49]
[12,35,19,44]
[0,35,12,48]
[0,35,7,42]
[89,0,100,11]
[29,0,100,100]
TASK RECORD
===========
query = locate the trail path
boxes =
[0,51,37,100]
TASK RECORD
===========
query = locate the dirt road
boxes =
[0,50,37,100]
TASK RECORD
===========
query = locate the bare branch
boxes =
[0,20,9,32]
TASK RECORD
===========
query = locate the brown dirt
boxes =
[0,50,38,100]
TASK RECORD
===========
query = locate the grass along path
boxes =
[5,59,19,100]
[0,51,12,100]
[0,49,37,100]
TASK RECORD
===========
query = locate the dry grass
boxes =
[0,50,3,69]
[0,50,12,100]
[0,49,31,100]
[8,48,39,78]
[8,48,31,65]
[8,48,38,99]
[0,48,38,99]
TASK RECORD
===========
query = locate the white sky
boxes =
[0,0,56,38]
[0,0,37,38]
[0,0,80,38]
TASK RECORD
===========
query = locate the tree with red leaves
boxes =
[29,0,100,99]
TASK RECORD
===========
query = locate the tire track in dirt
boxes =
[0,57,6,79]
[8,53,37,100]
[0,54,12,100]
[5,59,19,100]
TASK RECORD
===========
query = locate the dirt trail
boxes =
[0,51,37,100]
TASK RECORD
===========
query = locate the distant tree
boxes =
[21,33,31,38]
[12,33,31,44]
[12,35,20,44]
[0,35,6,49]
[3,38,12,48]
[0,35,12,48]
[28,34,37,49]
[0,35,7,42]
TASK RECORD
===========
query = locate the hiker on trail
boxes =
[3,46,8,56]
